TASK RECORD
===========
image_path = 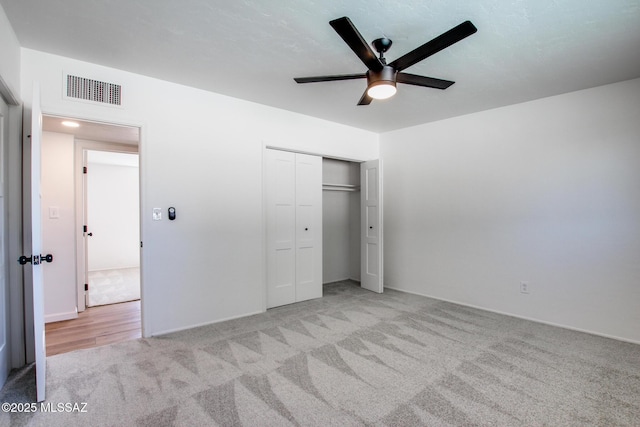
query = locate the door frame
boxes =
[262,143,383,310]
[1,75,24,374]
[22,110,148,364]
[0,90,14,386]
[74,140,139,312]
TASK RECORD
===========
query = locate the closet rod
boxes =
[322,185,360,192]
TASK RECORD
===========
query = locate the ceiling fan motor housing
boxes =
[367,65,397,88]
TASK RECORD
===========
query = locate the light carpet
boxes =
[1,281,639,426]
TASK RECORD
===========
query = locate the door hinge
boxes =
[83,166,87,174]
[84,284,88,291]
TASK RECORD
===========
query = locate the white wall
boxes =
[87,154,140,271]
[381,78,640,343]
[41,131,77,322]
[323,191,351,283]
[348,190,361,282]
[0,4,20,101]
[21,48,379,336]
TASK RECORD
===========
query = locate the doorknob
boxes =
[18,255,32,265]
[87,232,93,236]
[41,254,54,263]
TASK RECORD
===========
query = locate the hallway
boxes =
[45,300,141,356]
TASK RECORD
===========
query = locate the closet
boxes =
[322,158,361,284]
[265,148,382,309]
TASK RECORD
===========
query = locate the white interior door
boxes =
[266,149,296,308]
[26,83,47,401]
[294,153,322,302]
[361,159,383,293]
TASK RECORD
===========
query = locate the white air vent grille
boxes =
[66,75,121,106]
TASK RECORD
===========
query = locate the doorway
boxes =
[84,149,140,307]
[40,115,141,353]
[322,157,361,284]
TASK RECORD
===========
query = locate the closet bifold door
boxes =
[294,153,322,303]
[266,149,296,308]
[266,149,322,309]
[361,159,383,293]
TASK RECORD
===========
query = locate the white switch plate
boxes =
[520,281,530,294]
[49,206,60,219]
[153,208,162,221]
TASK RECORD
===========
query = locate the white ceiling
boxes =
[42,115,140,145]
[3,0,640,133]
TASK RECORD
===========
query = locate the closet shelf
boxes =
[322,183,360,192]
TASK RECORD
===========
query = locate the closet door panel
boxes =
[266,150,296,308]
[295,246,316,301]
[275,206,294,245]
[361,159,383,293]
[296,205,315,242]
[295,153,322,302]
[365,205,380,276]
[366,206,378,238]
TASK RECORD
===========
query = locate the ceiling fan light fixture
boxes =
[366,65,397,100]
[367,81,397,100]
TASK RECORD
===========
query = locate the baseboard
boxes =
[150,309,265,337]
[323,278,361,285]
[385,286,640,346]
[88,265,139,272]
[45,310,78,324]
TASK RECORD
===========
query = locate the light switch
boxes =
[152,208,162,221]
[49,206,60,219]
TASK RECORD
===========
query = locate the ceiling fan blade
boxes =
[357,90,373,106]
[294,73,366,84]
[330,17,384,72]
[396,73,455,89]
[389,21,477,72]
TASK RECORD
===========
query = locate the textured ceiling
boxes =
[3,0,640,132]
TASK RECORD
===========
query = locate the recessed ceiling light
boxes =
[61,121,80,128]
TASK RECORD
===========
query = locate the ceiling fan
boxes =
[294,17,477,105]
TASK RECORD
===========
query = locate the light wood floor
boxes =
[45,300,141,356]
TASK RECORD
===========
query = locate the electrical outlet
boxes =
[520,281,530,294]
